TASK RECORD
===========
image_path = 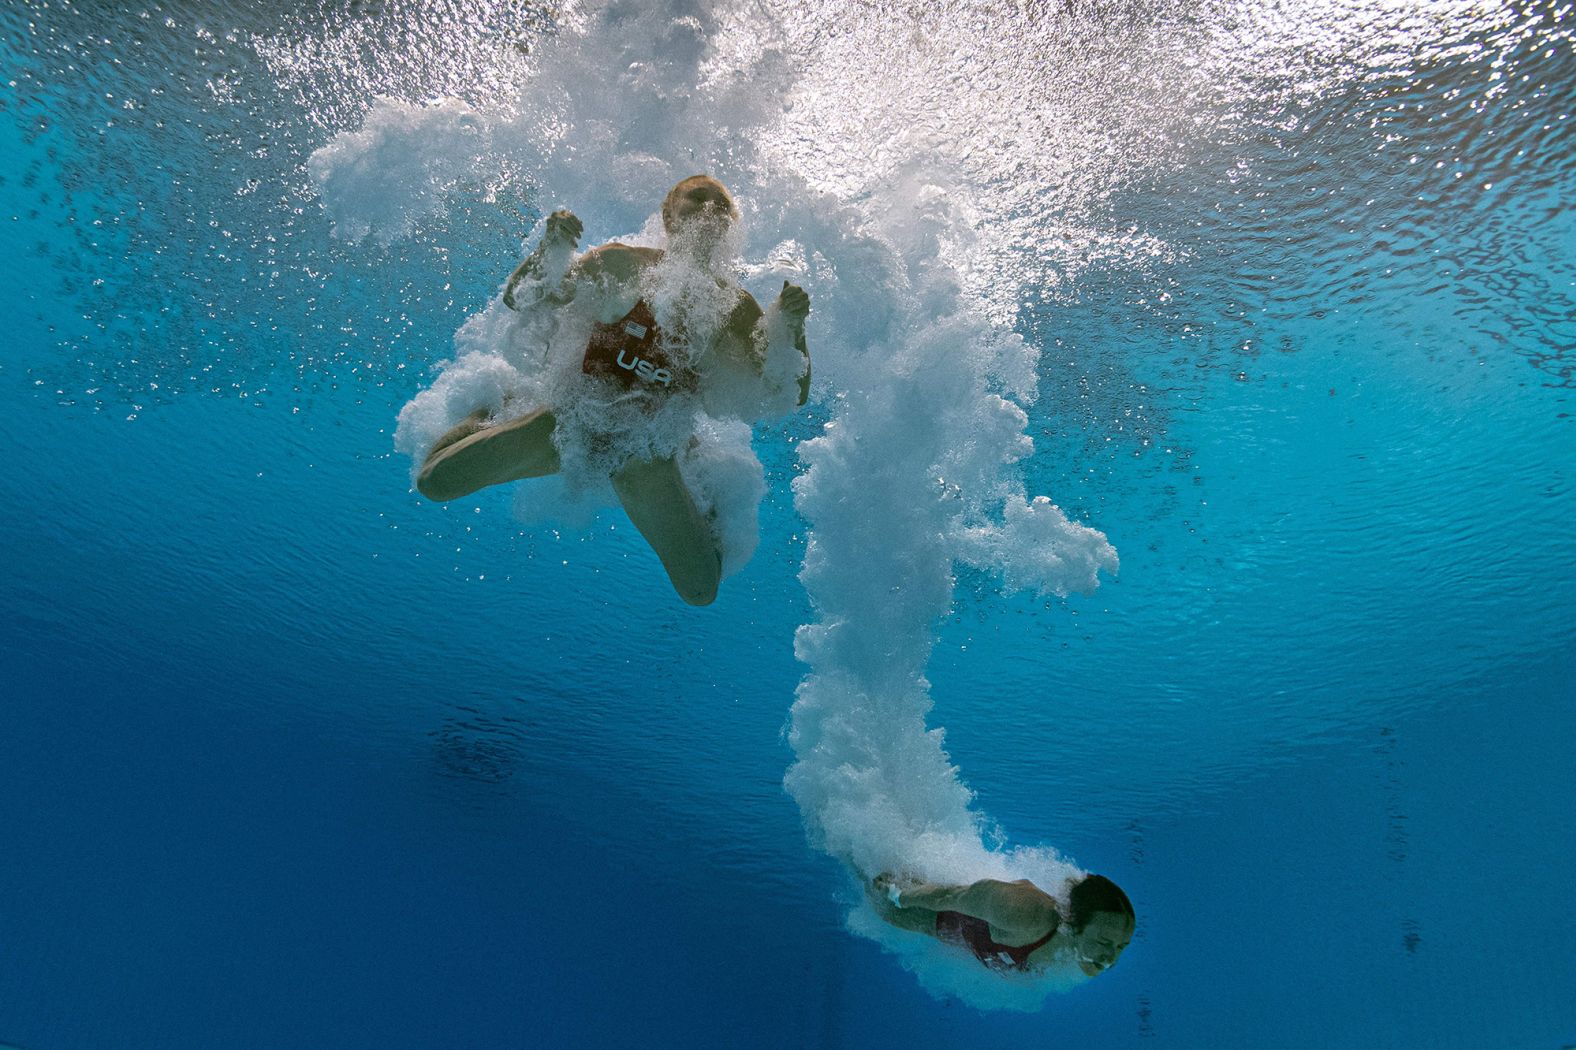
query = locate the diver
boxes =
[414,175,811,606]
[866,871,1135,976]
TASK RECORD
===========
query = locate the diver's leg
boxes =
[611,456,721,607]
[416,407,561,502]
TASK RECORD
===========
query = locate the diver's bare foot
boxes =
[417,407,560,501]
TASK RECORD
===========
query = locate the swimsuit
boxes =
[581,299,698,394]
[934,911,1058,972]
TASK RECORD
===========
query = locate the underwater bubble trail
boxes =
[298,0,1130,1006]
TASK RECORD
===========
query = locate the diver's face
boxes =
[670,181,734,234]
[1072,911,1134,977]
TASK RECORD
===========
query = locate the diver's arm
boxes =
[897,879,1060,940]
[864,874,942,934]
[719,292,766,365]
[502,209,582,310]
[792,323,810,406]
[775,281,811,406]
[738,282,811,409]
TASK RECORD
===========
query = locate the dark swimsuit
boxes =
[934,911,1058,972]
[581,299,698,394]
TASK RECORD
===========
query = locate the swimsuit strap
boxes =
[936,911,1059,972]
[1007,923,1059,966]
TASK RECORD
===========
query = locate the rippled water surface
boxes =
[2,1,1573,1047]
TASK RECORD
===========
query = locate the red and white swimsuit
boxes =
[934,911,1058,972]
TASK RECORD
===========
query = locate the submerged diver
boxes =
[415,175,811,606]
[867,871,1134,976]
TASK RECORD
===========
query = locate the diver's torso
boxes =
[572,243,757,397]
[581,298,699,393]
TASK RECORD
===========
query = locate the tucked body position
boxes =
[413,176,811,606]
[867,871,1135,977]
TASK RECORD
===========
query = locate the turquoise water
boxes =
[3,1,1574,1046]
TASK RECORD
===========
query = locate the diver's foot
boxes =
[417,407,560,502]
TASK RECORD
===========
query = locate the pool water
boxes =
[2,1,1573,1047]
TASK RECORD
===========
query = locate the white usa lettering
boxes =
[615,350,674,385]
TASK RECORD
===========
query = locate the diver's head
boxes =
[1065,874,1135,977]
[662,174,738,238]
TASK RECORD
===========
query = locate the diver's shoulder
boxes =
[990,879,1062,931]
[581,242,662,274]
[729,286,764,320]
[590,241,661,259]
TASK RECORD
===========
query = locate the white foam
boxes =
[957,495,1120,598]
[306,96,498,244]
[308,0,1122,1008]
[781,186,1116,1011]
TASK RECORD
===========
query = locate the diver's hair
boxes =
[1067,874,1134,932]
[662,175,738,233]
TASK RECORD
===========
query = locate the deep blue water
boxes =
[3,1,1574,1047]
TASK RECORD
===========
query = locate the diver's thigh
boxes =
[611,457,720,606]
[417,407,560,501]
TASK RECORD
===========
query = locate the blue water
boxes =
[3,1,1574,1047]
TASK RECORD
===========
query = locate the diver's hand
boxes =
[869,872,908,907]
[544,208,583,247]
[777,280,810,330]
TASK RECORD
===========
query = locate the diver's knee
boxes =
[676,570,719,607]
[415,475,451,502]
[681,585,718,607]
[415,461,463,502]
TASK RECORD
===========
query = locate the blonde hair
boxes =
[661,175,738,233]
